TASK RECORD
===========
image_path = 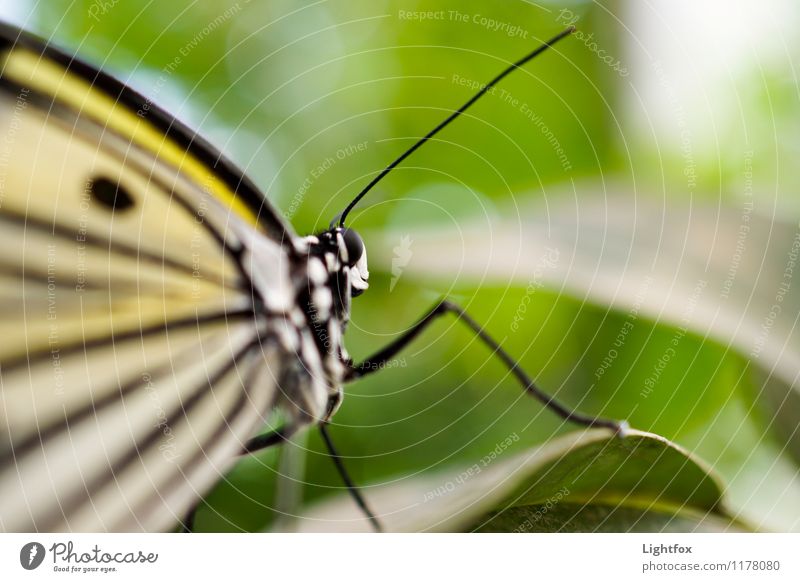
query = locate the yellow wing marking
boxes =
[1,47,261,228]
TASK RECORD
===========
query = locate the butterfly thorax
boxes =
[287,227,369,420]
[236,221,369,424]
[302,227,368,358]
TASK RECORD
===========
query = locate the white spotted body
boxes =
[235,223,370,426]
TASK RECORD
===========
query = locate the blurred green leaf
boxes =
[279,429,742,532]
[371,185,800,531]
[476,503,749,533]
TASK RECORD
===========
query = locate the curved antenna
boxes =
[338,25,575,227]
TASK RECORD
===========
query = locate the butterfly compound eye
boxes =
[341,228,364,266]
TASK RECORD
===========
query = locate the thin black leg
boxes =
[347,300,627,433]
[186,424,384,532]
[182,425,299,532]
[319,424,383,533]
[242,424,298,454]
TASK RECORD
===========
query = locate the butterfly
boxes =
[0,22,623,532]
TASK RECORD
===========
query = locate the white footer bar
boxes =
[1,533,797,581]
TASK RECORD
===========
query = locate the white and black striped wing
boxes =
[0,31,289,532]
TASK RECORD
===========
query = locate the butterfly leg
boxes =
[346,299,629,434]
[319,423,383,532]
[242,424,299,454]
[246,424,383,532]
[199,424,383,532]
[180,425,301,532]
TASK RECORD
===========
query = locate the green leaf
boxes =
[279,429,745,532]
[475,503,748,533]
[370,185,800,531]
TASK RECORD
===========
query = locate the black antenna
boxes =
[338,25,575,227]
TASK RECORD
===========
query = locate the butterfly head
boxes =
[312,227,369,298]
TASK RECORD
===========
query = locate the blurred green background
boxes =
[8,0,799,531]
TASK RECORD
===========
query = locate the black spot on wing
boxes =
[89,177,134,212]
[0,22,297,249]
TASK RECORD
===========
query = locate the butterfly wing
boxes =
[0,27,290,531]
